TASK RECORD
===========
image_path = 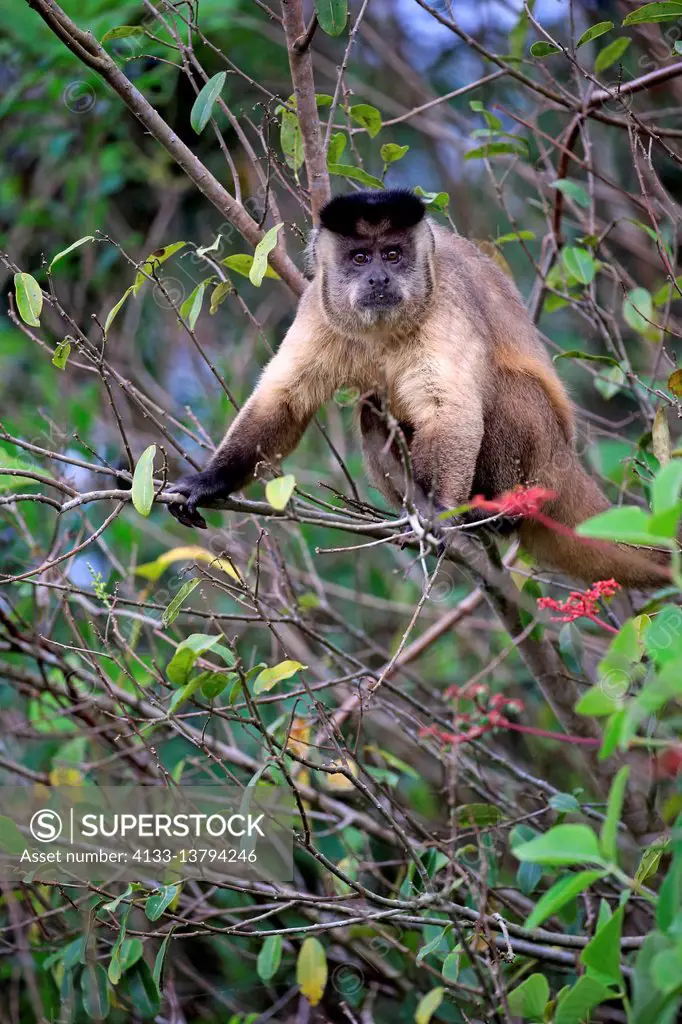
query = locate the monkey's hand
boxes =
[167,468,233,530]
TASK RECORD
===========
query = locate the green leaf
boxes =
[278,107,304,171]
[49,235,95,271]
[580,907,624,986]
[210,281,232,314]
[413,187,449,211]
[180,279,211,330]
[254,659,306,694]
[600,766,629,863]
[328,132,346,164]
[125,960,160,1019]
[415,987,444,1024]
[623,1,682,24]
[153,928,173,990]
[349,104,382,138]
[623,287,653,334]
[494,230,536,244]
[465,140,528,160]
[561,245,597,285]
[576,505,675,548]
[265,473,296,510]
[165,626,229,684]
[417,925,451,963]
[529,40,561,57]
[191,72,226,134]
[250,224,283,287]
[554,350,619,366]
[456,803,503,827]
[14,272,42,327]
[0,815,29,855]
[635,836,668,885]
[145,884,180,922]
[513,824,606,867]
[52,340,71,370]
[645,605,682,665]
[314,0,348,36]
[166,633,220,686]
[101,25,145,42]
[576,685,623,716]
[257,934,282,982]
[554,976,615,1024]
[594,36,630,73]
[550,179,591,208]
[652,459,682,516]
[441,950,459,982]
[381,143,409,165]
[328,164,384,189]
[576,21,614,46]
[507,973,549,1020]
[133,242,187,294]
[651,947,682,994]
[222,254,279,280]
[525,869,607,930]
[131,444,156,517]
[162,578,200,628]
[600,710,627,760]
[80,964,110,1020]
[200,671,236,699]
[297,937,327,1007]
[104,286,133,336]
[549,792,580,813]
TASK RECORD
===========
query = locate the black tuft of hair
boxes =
[319,189,426,236]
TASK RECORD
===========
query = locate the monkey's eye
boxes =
[351,251,371,266]
[383,247,402,263]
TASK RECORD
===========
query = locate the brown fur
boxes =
[170,213,672,587]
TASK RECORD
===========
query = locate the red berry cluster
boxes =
[420,685,524,747]
[537,578,620,633]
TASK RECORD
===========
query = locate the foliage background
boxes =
[1,0,682,1021]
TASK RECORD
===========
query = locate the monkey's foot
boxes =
[167,469,228,530]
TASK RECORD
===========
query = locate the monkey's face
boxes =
[321,226,434,328]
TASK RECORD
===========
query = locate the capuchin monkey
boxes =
[168,189,671,588]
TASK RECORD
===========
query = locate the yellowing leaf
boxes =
[265,474,296,510]
[415,987,444,1024]
[133,242,187,294]
[131,445,156,517]
[250,224,283,287]
[325,760,357,791]
[653,407,671,465]
[254,659,306,694]
[288,718,311,758]
[222,254,280,280]
[136,546,239,582]
[14,272,43,327]
[49,766,84,786]
[297,937,327,1007]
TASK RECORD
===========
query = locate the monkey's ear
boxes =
[319,189,426,237]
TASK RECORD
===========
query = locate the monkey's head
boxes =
[312,190,435,331]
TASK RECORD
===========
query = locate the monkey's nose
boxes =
[368,274,390,287]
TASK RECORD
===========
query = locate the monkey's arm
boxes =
[169,318,335,528]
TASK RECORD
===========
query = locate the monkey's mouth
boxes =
[357,291,402,311]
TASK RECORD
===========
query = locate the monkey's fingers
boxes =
[170,502,208,529]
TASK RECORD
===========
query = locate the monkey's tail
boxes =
[519,462,672,589]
